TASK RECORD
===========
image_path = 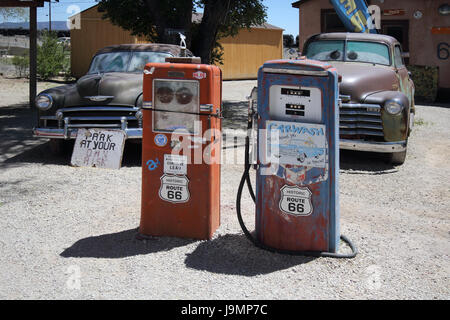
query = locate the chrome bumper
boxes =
[34,107,143,140]
[33,127,142,139]
[340,139,406,153]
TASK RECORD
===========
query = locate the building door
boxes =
[381,20,409,52]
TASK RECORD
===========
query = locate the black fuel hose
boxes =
[236,122,358,259]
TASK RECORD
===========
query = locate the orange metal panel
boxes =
[140,62,222,240]
[431,27,450,35]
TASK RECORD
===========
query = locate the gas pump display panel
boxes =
[269,85,322,123]
[153,79,199,134]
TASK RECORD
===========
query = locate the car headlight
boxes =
[384,101,403,115]
[35,94,53,110]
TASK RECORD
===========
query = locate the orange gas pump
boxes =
[139,57,222,240]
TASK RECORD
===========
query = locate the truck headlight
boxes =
[35,94,53,110]
[384,101,403,115]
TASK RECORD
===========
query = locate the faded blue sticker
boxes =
[146,158,160,171]
[154,134,168,147]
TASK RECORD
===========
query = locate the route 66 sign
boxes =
[159,174,190,203]
[279,185,313,216]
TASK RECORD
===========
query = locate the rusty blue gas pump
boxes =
[236,58,357,258]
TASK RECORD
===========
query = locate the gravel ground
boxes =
[0,77,449,300]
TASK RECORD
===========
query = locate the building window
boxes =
[321,9,346,33]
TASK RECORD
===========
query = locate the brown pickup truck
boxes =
[303,32,415,164]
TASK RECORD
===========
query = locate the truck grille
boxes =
[339,101,384,139]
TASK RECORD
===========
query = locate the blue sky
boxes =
[31,0,299,36]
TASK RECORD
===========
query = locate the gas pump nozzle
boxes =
[247,87,258,169]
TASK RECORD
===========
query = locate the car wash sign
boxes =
[330,0,377,33]
[266,120,327,168]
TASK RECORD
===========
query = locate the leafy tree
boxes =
[0,8,28,22]
[37,31,65,80]
[12,54,29,78]
[97,0,267,64]
[283,34,294,48]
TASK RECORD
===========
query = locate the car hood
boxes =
[44,72,143,108]
[330,62,397,102]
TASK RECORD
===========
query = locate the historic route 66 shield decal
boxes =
[159,174,190,203]
[279,185,313,216]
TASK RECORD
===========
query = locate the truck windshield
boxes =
[88,51,173,74]
[305,40,391,66]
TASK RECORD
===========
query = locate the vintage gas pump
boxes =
[139,57,222,240]
[237,58,357,258]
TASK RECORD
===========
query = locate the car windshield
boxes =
[88,51,173,74]
[305,40,391,66]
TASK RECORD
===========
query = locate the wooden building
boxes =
[69,5,283,80]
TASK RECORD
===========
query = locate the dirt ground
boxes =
[0,76,449,300]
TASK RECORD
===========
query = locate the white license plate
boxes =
[70,129,126,169]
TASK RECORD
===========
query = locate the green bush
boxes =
[62,53,72,81]
[12,54,29,77]
[408,65,439,103]
[37,31,65,80]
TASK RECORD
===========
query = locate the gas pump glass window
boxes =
[153,79,199,134]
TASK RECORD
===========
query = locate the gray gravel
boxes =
[0,77,449,299]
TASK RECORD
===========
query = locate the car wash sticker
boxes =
[266,120,327,168]
[284,166,306,185]
[279,185,313,216]
[163,154,187,175]
[154,133,168,147]
[159,174,190,203]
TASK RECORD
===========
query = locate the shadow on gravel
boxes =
[2,140,142,167]
[184,234,315,276]
[339,150,398,174]
[2,141,72,167]
[222,101,248,131]
[60,228,195,259]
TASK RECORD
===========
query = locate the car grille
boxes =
[41,106,142,130]
[339,97,383,140]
